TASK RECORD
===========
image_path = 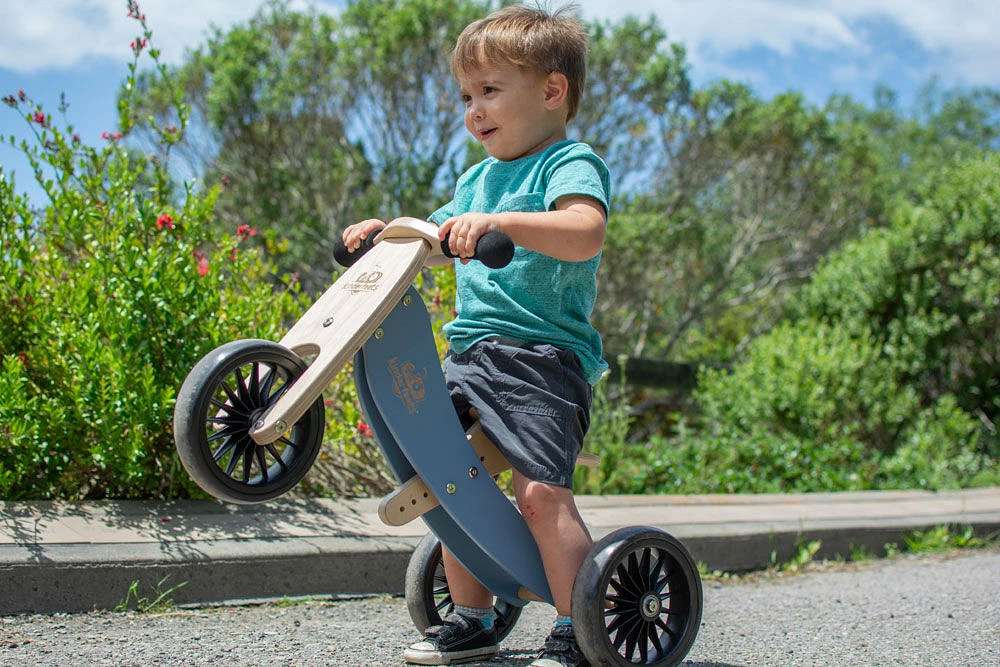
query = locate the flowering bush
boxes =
[0,3,367,499]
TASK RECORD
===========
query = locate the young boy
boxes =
[343,4,609,666]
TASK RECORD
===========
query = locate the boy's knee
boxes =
[517,480,572,524]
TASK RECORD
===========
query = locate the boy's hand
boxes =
[342,219,387,253]
[439,213,500,264]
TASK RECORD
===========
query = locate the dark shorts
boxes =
[443,337,593,488]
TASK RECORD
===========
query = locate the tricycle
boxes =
[173,217,702,665]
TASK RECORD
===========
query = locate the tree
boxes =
[129,1,376,293]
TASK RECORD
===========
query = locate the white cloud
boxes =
[2,0,998,90]
[574,0,1000,88]
[0,0,314,73]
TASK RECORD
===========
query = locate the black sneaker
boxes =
[403,612,500,665]
[530,624,590,667]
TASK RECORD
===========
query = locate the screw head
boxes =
[274,420,288,435]
[322,316,335,327]
[374,328,385,340]
[446,482,457,495]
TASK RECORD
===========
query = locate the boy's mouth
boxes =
[479,127,497,141]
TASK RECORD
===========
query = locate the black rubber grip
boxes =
[334,231,515,269]
[333,235,375,267]
[442,231,515,269]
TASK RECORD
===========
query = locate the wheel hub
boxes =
[640,593,662,620]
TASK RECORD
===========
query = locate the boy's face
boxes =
[457,62,567,161]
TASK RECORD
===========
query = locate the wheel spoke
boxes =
[212,435,237,463]
[210,397,248,418]
[611,565,639,599]
[234,366,252,406]
[259,365,277,401]
[648,617,665,657]
[656,615,680,643]
[255,447,269,483]
[264,443,288,470]
[241,447,253,481]
[219,380,246,414]
[248,361,262,402]
[278,435,300,451]
[652,550,670,593]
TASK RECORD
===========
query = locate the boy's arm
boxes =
[439,194,606,263]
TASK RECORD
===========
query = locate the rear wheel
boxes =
[573,526,702,666]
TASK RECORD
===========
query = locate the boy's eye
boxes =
[483,86,497,95]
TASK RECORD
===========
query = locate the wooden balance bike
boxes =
[173,217,702,666]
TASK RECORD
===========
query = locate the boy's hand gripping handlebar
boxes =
[334,217,515,269]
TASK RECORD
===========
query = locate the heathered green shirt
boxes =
[428,140,611,385]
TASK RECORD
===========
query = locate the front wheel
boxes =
[572,526,703,666]
[173,339,325,503]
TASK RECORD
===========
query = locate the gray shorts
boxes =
[443,337,593,488]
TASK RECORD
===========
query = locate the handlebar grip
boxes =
[442,231,515,269]
[334,230,515,269]
[333,235,375,268]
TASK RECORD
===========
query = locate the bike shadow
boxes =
[488,648,742,666]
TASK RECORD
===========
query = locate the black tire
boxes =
[404,532,522,641]
[572,526,702,666]
[173,339,325,504]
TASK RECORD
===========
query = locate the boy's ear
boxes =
[543,71,569,111]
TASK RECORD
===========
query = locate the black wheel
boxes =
[405,532,522,641]
[173,339,325,504]
[572,526,702,666]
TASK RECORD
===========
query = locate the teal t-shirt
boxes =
[428,140,611,385]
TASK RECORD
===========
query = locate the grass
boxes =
[115,575,188,613]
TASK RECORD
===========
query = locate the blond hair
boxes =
[451,3,588,121]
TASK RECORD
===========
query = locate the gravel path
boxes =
[2,549,997,666]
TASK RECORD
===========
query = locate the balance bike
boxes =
[173,217,703,665]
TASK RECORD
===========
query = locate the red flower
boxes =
[101,131,123,142]
[155,214,174,230]
[18,89,26,101]
[236,224,258,241]
[357,421,373,437]
[197,255,210,277]
[32,111,45,125]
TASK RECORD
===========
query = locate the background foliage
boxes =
[2,0,998,500]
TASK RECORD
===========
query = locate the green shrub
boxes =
[793,154,1000,461]
[0,7,329,499]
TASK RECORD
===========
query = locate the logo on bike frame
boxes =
[346,269,384,294]
[388,357,427,414]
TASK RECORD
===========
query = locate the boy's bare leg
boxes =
[513,471,593,616]
[441,548,494,610]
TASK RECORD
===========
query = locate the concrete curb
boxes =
[2,489,998,614]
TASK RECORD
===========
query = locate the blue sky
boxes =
[2,0,998,201]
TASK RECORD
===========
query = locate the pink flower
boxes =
[101,131,123,142]
[155,214,174,230]
[18,89,26,101]
[357,421,373,437]
[236,224,258,241]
